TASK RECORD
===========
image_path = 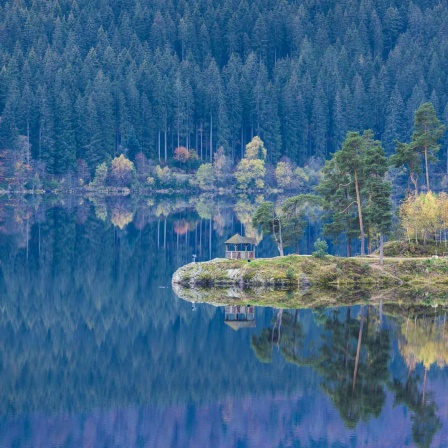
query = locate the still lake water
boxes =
[0,195,447,447]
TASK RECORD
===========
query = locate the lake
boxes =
[0,195,446,447]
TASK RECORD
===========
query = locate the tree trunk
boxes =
[354,169,365,256]
[424,146,430,190]
[164,131,167,162]
[353,305,365,391]
[422,368,428,409]
[379,233,384,265]
[27,119,30,165]
[210,113,213,162]
[379,299,383,329]
[272,213,284,257]
[241,126,244,159]
[278,218,284,256]
[344,307,351,368]
[200,126,203,159]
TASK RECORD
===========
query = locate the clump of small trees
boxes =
[234,136,267,190]
[274,158,321,191]
[89,154,136,189]
[400,192,448,245]
[194,146,230,190]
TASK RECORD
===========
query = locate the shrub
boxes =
[155,165,173,185]
[312,238,328,258]
[196,163,216,190]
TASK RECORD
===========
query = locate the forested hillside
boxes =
[1,0,448,175]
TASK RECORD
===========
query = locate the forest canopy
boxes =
[0,0,448,179]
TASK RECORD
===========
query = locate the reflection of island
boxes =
[249,304,446,447]
[224,305,256,330]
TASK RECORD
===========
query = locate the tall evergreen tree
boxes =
[362,131,392,262]
[410,102,446,190]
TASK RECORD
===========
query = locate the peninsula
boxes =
[172,255,448,289]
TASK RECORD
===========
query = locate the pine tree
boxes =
[316,157,359,257]
[334,132,367,256]
[317,130,392,257]
[410,102,446,190]
[390,141,421,195]
[362,131,392,262]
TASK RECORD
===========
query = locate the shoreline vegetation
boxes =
[0,138,321,196]
[173,254,448,289]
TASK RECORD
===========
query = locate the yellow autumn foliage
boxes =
[399,192,448,244]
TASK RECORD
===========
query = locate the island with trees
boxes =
[173,102,448,304]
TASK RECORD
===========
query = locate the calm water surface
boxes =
[0,196,447,447]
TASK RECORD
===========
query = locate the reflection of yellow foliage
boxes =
[221,399,234,424]
[95,203,107,222]
[14,210,32,224]
[399,318,448,370]
[243,223,261,242]
[234,195,262,242]
[195,198,213,220]
[213,213,226,236]
[111,209,134,229]
[155,203,171,217]
[234,195,256,225]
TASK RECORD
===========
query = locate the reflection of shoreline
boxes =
[0,193,298,243]
[173,283,448,311]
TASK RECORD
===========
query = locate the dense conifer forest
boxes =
[0,0,448,177]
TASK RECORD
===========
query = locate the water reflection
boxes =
[248,304,448,446]
[224,305,256,330]
[0,196,447,446]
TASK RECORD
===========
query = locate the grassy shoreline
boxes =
[172,255,448,307]
[172,255,448,289]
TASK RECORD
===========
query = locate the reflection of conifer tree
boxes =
[251,309,303,364]
[390,375,441,448]
[251,305,391,429]
[315,306,391,428]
